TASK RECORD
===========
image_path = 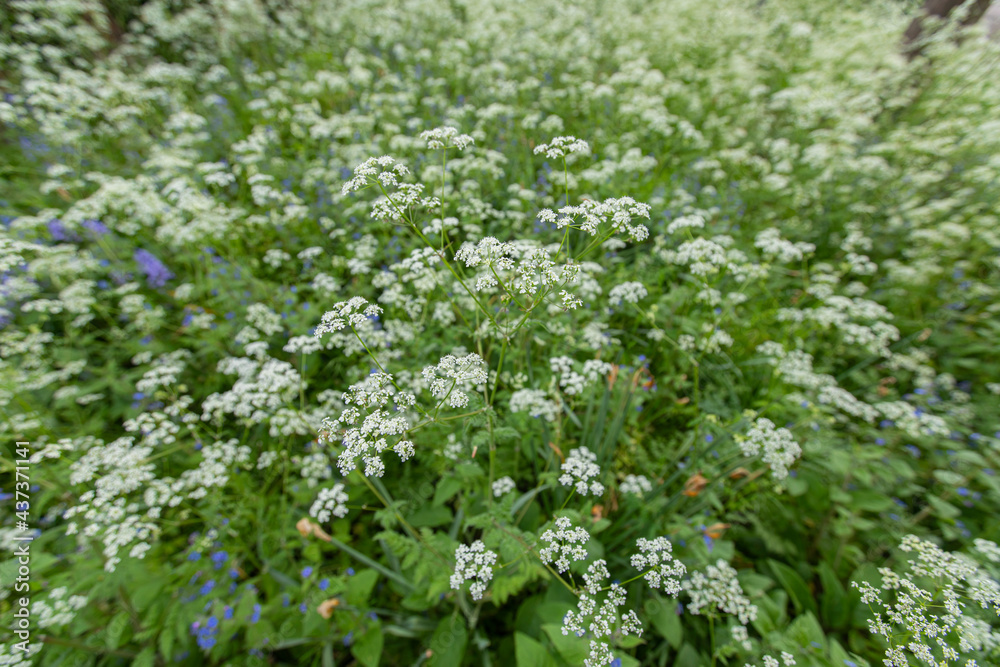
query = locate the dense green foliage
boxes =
[2,1,1000,666]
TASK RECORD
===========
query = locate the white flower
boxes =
[630,537,686,594]
[534,136,590,160]
[420,126,474,150]
[422,353,488,409]
[310,483,349,523]
[539,516,590,572]
[342,156,410,195]
[492,476,516,497]
[319,372,416,478]
[608,281,648,305]
[314,297,383,338]
[561,560,644,667]
[509,389,560,422]
[559,447,604,496]
[450,540,498,601]
[683,559,758,625]
[620,474,653,496]
[737,418,802,480]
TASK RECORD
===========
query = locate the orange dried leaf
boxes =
[683,472,709,497]
[317,598,341,618]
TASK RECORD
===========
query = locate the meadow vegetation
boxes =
[2,1,1000,665]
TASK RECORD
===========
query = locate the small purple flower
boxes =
[301,566,313,578]
[48,219,71,242]
[82,219,110,236]
[134,248,174,288]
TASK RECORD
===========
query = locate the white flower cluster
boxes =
[533,135,590,160]
[450,540,498,601]
[754,229,816,263]
[852,535,1000,667]
[341,155,410,195]
[561,560,644,667]
[608,281,648,305]
[309,483,349,523]
[314,297,383,338]
[539,516,590,572]
[683,559,758,625]
[422,353,488,409]
[666,213,706,234]
[631,537,687,593]
[319,372,416,478]
[559,446,604,496]
[492,476,516,497]
[509,388,560,421]
[620,474,653,496]
[737,418,802,480]
[745,653,797,667]
[538,197,651,242]
[549,356,612,396]
[420,126,474,150]
[31,586,88,629]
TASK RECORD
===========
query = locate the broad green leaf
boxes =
[515,631,557,667]
[352,622,384,667]
[347,569,379,606]
[428,616,468,667]
[645,596,683,648]
[768,560,818,617]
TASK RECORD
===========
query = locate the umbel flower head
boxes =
[450,540,498,601]
[559,446,604,496]
[852,535,1000,667]
[737,417,802,480]
[422,353,488,409]
[561,560,643,667]
[534,135,590,160]
[420,126,474,150]
[314,297,382,338]
[631,537,686,594]
[539,516,590,573]
[319,372,416,478]
[342,156,409,195]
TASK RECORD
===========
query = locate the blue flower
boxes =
[301,566,313,578]
[134,249,174,288]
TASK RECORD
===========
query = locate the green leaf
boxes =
[849,490,894,513]
[347,569,380,606]
[767,560,818,617]
[352,622,384,667]
[433,477,463,506]
[133,647,156,667]
[429,616,468,667]
[105,611,131,650]
[408,505,453,528]
[542,623,588,664]
[674,643,703,667]
[817,561,849,631]
[927,495,961,519]
[158,624,174,660]
[785,611,826,650]
[645,596,682,648]
[515,632,557,667]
